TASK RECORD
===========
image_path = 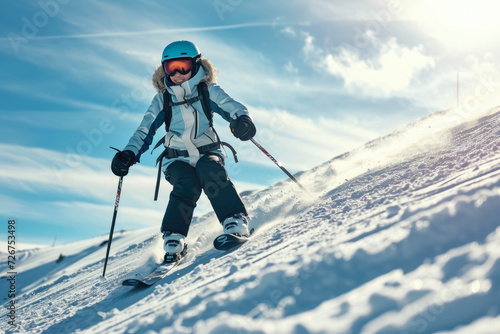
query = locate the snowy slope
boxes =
[2,107,500,334]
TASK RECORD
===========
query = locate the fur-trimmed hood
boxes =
[152,57,217,93]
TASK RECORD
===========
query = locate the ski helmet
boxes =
[161,40,201,77]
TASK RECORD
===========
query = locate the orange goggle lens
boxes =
[163,58,193,76]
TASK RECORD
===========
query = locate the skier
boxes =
[111,40,256,262]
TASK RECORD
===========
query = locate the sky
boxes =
[1,0,500,246]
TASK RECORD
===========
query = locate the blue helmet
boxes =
[161,40,202,77]
[161,40,201,62]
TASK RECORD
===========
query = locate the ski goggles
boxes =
[163,58,193,76]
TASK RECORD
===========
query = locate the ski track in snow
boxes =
[1,107,500,333]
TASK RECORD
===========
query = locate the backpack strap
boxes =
[150,89,172,153]
[171,95,201,107]
[163,89,173,131]
[197,81,213,127]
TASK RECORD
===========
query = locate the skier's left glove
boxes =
[230,115,256,141]
[111,150,136,176]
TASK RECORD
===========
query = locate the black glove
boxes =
[111,150,136,176]
[230,115,256,141]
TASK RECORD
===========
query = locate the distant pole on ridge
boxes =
[457,72,459,107]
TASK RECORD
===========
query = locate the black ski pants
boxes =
[161,153,247,236]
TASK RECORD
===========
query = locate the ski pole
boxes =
[250,138,307,191]
[102,175,123,277]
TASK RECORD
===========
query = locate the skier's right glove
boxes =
[111,150,136,176]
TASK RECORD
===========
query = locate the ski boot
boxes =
[162,231,188,263]
[222,213,250,237]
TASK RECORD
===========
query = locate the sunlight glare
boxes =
[408,0,499,48]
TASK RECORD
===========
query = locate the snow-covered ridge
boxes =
[1,107,500,333]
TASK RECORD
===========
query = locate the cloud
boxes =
[302,31,435,97]
[302,33,316,57]
[284,60,299,74]
[280,26,297,37]
[1,22,280,42]
[224,105,379,172]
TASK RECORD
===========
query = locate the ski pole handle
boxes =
[250,138,307,191]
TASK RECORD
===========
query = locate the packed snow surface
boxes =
[2,107,500,333]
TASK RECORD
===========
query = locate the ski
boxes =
[213,228,254,251]
[122,227,253,287]
[122,246,188,287]
[122,259,182,287]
